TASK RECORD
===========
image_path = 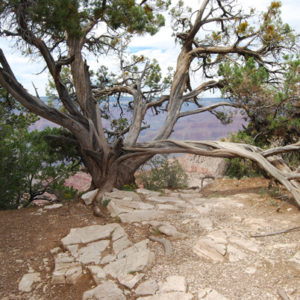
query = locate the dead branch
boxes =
[124,140,300,207]
[251,226,300,238]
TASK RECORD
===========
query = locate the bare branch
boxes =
[262,142,300,157]
[177,102,236,119]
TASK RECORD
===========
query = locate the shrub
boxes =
[138,155,188,190]
[225,131,264,179]
[225,158,262,179]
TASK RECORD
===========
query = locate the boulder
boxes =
[176,154,228,178]
[81,189,98,205]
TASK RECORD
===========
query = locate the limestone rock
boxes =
[137,292,194,300]
[198,288,228,300]
[104,242,154,278]
[136,189,160,196]
[159,275,187,293]
[113,236,132,255]
[104,190,141,202]
[244,267,256,274]
[229,236,259,253]
[82,280,125,300]
[197,218,213,230]
[176,154,228,177]
[117,273,145,289]
[156,204,180,211]
[158,224,187,239]
[193,238,226,263]
[107,200,132,217]
[52,252,82,284]
[76,240,110,264]
[61,224,119,246]
[87,266,106,285]
[81,189,98,205]
[119,210,166,223]
[146,196,174,203]
[65,266,83,284]
[117,239,149,259]
[288,251,300,270]
[112,226,127,241]
[44,203,63,210]
[101,254,116,265]
[135,279,159,296]
[18,273,41,292]
[227,245,247,262]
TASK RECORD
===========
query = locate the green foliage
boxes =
[225,158,262,179]
[121,184,136,191]
[101,198,111,207]
[0,91,80,209]
[138,155,188,191]
[219,56,300,146]
[1,0,169,42]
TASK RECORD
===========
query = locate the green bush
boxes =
[138,155,188,191]
[225,131,263,179]
[225,158,262,179]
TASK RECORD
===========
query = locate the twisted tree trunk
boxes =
[124,140,300,208]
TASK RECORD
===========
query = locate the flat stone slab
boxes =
[229,236,259,253]
[156,204,180,211]
[227,245,247,262]
[76,240,110,264]
[87,266,106,285]
[61,224,119,246]
[288,251,300,270]
[18,272,41,292]
[135,279,159,296]
[159,276,187,293]
[146,196,176,203]
[44,203,63,210]
[113,236,132,254]
[104,190,141,202]
[137,292,194,300]
[198,288,229,300]
[158,225,187,239]
[119,210,167,223]
[82,280,125,300]
[117,273,145,289]
[52,253,82,284]
[103,246,154,278]
[193,238,226,263]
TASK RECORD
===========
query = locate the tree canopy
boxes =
[0,0,299,209]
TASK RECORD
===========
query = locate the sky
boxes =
[0,0,299,96]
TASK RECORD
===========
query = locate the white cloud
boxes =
[0,0,299,96]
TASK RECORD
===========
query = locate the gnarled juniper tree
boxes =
[0,0,299,208]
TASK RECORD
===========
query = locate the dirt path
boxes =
[0,177,299,300]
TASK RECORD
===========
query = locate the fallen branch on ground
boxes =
[251,226,300,238]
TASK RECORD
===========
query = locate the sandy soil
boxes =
[0,177,299,300]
